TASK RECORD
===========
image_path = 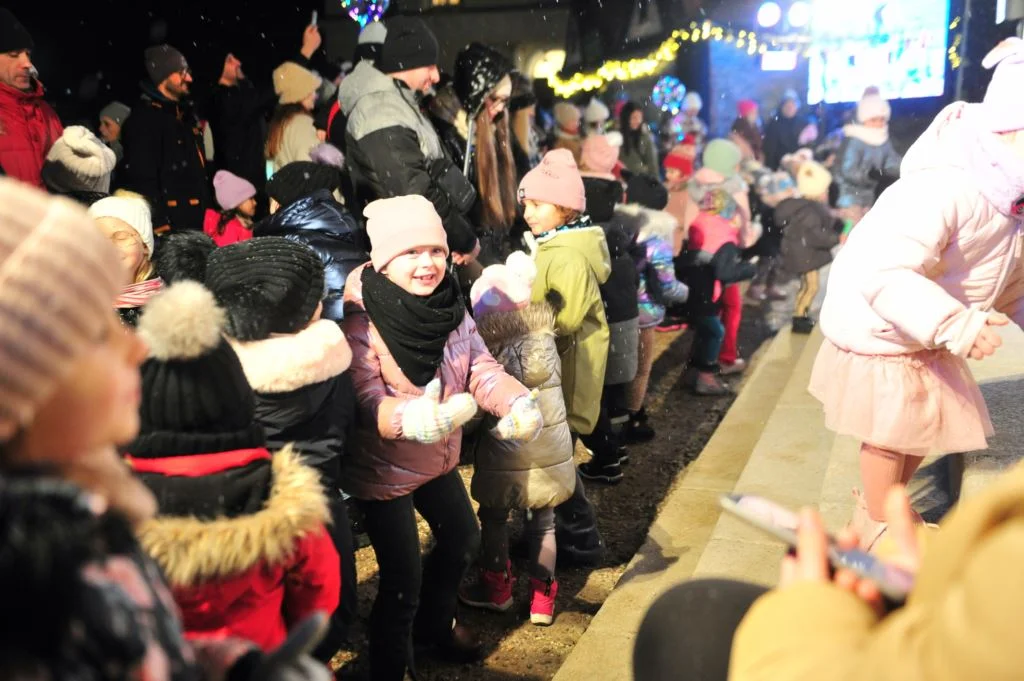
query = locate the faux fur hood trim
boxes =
[843,123,889,147]
[475,302,556,348]
[616,203,679,244]
[138,445,330,587]
[229,319,352,393]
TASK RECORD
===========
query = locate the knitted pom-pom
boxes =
[139,281,226,361]
[506,250,537,286]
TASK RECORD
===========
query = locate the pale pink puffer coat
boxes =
[819,102,1024,358]
[341,264,529,501]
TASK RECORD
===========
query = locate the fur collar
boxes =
[843,123,889,146]
[229,319,352,393]
[475,302,555,348]
[615,204,679,244]
[138,445,329,587]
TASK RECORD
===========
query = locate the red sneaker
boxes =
[459,564,514,612]
[530,577,558,626]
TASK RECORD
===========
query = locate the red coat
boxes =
[132,446,341,651]
[0,81,63,188]
[203,208,253,247]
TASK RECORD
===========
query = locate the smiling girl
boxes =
[341,195,541,681]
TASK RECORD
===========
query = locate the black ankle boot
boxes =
[624,408,656,444]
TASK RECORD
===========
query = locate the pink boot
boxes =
[459,563,514,612]
[530,577,558,626]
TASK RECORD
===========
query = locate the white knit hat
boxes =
[359,21,387,45]
[273,61,322,105]
[0,178,123,440]
[584,98,610,124]
[88,195,154,256]
[856,92,891,123]
[41,126,117,194]
[683,92,703,112]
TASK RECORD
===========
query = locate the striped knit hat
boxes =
[0,178,123,440]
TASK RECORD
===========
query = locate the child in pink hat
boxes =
[203,170,257,247]
[340,195,543,675]
[812,38,1024,550]
[461,253,576,626]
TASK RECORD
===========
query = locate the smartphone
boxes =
[311,10,318,27]
[719,493,914,605]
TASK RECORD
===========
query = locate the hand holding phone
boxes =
[720,494,915,606]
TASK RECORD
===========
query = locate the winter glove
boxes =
[248,613,331,681]
[493,391,543,441]
[401,378,479,444]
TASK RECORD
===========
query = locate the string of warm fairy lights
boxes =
[549,17,965,98]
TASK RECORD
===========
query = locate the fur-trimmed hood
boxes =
[229,319,352,393]
[614,203,679,245]
[475,301,556,349]
[138,445,330,587]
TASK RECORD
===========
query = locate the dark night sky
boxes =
[16,0,334,125]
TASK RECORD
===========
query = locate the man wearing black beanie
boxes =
[0,9,64,189]
[338,17,480,264]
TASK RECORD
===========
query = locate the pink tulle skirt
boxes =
[809,340,993,455]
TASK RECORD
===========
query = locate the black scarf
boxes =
[361,267,466,387]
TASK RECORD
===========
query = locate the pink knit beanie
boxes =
[213,170,257,211]
[0,178,123,439]
[364,195,449,272]
[580,135,620,180]
[518,149,586,212]
[469,251,537,317]
[982,38,1024,133]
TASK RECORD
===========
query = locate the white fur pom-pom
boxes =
[506,250,537,286]
[139,281,227,361]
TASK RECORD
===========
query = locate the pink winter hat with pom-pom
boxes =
[518,149,586,212]
[982,38,1024,132]
[470,252,537,317]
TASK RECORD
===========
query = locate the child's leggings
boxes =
[860,444,925,521]
[692,315,725,371]
[627,326,657,412]
[478,505,557,581]
[718,284,742,365]
[794,270,820,317]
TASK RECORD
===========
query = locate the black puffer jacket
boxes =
[119,82,211,232]
[776,197,841,276]
[252,189,368,322]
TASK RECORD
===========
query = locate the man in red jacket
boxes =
[0,10,63,188]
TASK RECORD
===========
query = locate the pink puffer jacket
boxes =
[820,102,1024,358]
[341,264,529,501]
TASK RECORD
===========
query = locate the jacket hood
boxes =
[616,203,679,244]
[138,445,329,587]
[254,189,361,241]
[475,301,556,348]
[229,319,352,393]
[582,176,624,223]
[139,79,178,105]
[901,101,1024,216]
[842,123,889,146]
[531,226,612,285]
[338,61,396,117]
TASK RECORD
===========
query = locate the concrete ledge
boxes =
[552,328,811,681]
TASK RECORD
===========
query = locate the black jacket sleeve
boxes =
[712,243,757,285]
[354,126,479,254]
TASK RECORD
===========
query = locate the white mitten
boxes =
[401,378,479,444]
[493,392,543,442]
